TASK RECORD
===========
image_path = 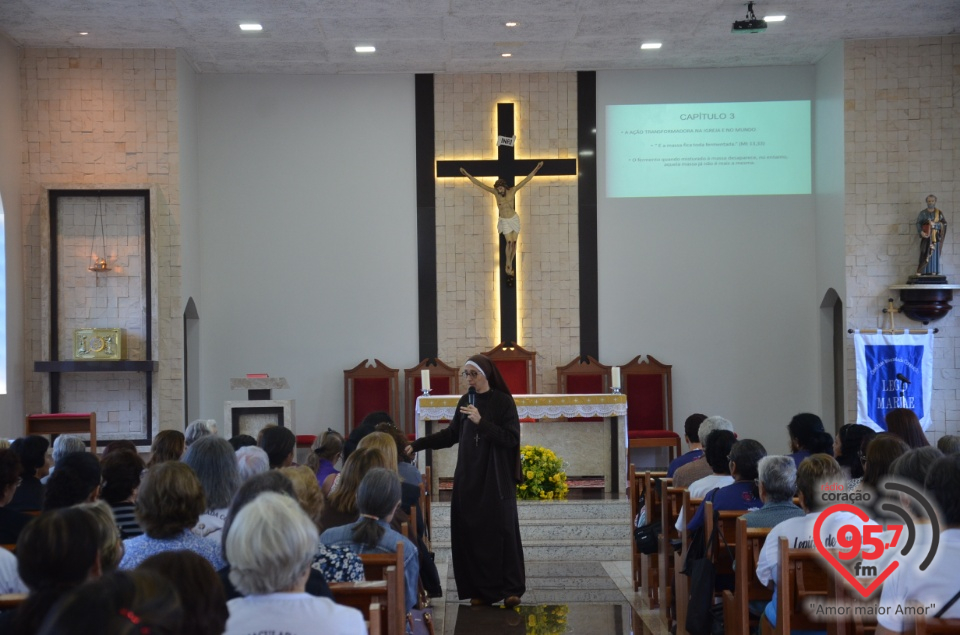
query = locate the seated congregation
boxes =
[0,410,434,635]
[633,409,960,635]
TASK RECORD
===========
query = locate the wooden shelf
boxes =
[34,361,158,373]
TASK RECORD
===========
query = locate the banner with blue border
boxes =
[854,331,934,431]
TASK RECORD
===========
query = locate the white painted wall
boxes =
[0,35,23,437]
[197,74,419,436]
[597,67,820,455]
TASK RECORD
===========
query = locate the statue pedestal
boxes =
[891,283,960,324]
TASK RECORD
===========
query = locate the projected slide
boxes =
[606,101,811,198]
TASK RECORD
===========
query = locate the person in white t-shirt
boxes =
[756,454,870,631]
[224,492,365,635]
[876,452,960,633]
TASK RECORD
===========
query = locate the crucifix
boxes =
[436,102,577,344]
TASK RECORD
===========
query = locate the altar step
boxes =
[428,498,631,562]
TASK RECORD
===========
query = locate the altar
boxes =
[415,393,628,494]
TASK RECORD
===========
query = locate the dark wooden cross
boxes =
[436,102,577,344]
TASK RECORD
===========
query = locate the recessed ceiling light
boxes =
[355,46,376,53]
[78,32,88,36]
[501,53,512,58]
[641,43,662,50]
[764,15,786,22]
[505,21,518,27]
[239,24,262,31]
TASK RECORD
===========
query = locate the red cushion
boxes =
[492,360,529,395]
[566,374,604,394]
[624,374,666,433]
[628,430,680,440]
[352,377,391,427]
[295,435,317,447]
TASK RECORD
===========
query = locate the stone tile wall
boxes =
[844,37,959,438]
[20,49,182,439]
[434,73,580,393]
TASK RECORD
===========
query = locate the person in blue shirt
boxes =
[686,438,766,533]
[667,413,707,477]
[320,467,420,611]
[786,413,833,468]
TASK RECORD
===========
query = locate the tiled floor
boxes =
[430,559,670,635]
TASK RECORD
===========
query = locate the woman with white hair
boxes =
[235,445,270,482]
[224,492,365,635]
[185,419,217,446]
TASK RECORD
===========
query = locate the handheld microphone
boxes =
[896,373,911,385]
[468,386,476,406]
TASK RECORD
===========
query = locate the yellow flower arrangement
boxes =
[514,605,569,634]
[517,445,568,501]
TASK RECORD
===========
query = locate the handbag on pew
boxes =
[633,520,662,555]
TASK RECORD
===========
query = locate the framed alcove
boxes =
[34,188,159,446]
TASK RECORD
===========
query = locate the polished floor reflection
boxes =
[430,560,669,635]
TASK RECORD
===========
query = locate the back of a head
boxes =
[76,500,124,572]
[0,448,21,490]
[925,454,960,527]
[226,492,318,596]
[328,447,387,514]
[12,435,50,477]
[99,449,146,505]
[796,454,844,512]
[374,423,412,464]
[729,439,767,481]
[182,435,241,510]
[937,435,960,456]
[136,461,206,538]
[258,426,296,469]
[279,465,324,526]
[52,435,87,464]
[228,434,257,451]
[148,430,185,467]
[863,433,911,488]
[313,429,344,461]
[17,506,100,590]
[890,447,944,516]
[357,431,399,472]
[184,419,216,446]
[788,413,833,455]
[683,413,708,443]
[698,416,733,451]
[220,470,296,556]
[138,551,227,635]
[837,424,876,478]
[353,467,402,549]
[36,569,183,635]
[884,408,930,449]
[43,451,101,511]
[235,445,270,482]
[757,455,797,503]
[705,429,737,474]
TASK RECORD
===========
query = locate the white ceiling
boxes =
[0,0,957,74]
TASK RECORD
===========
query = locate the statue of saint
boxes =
[916,194,948,276]
[460,161,543,276]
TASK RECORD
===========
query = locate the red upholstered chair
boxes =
[344,359,400,436]
[621,355,681,467]
[483,342,537,395]
[556,355,611,421]
[403,358,458,436]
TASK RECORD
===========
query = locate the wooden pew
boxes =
[914,616,960,634]
[673,490,703,634]
[359,546,406,635]
[721,518,771,635]
[659,482,686,625]
[0,593,26,611]
[329,580,389,627]
[761,537,831,635]
[630,466,667,594]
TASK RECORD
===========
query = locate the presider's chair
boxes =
[621,355,681,470]
[557,355,611,422]
[403,358,458,437]
[483,342,537,395]
[344,359,400,436]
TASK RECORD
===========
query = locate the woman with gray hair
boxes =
[235,445,270,482]
[182,435,241,541]
[320,467,420,611]
[743,455,805,528]
[42,435,87,484]
[223,492,365,635]
[184,419,217,446]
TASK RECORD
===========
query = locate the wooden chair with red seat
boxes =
[344,359,400,436]
[483,342,537,395]
[403,358,458,437]
[620,355,681,469]
[556,355,611,421]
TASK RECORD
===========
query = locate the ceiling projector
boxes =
[732,1,767,33]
